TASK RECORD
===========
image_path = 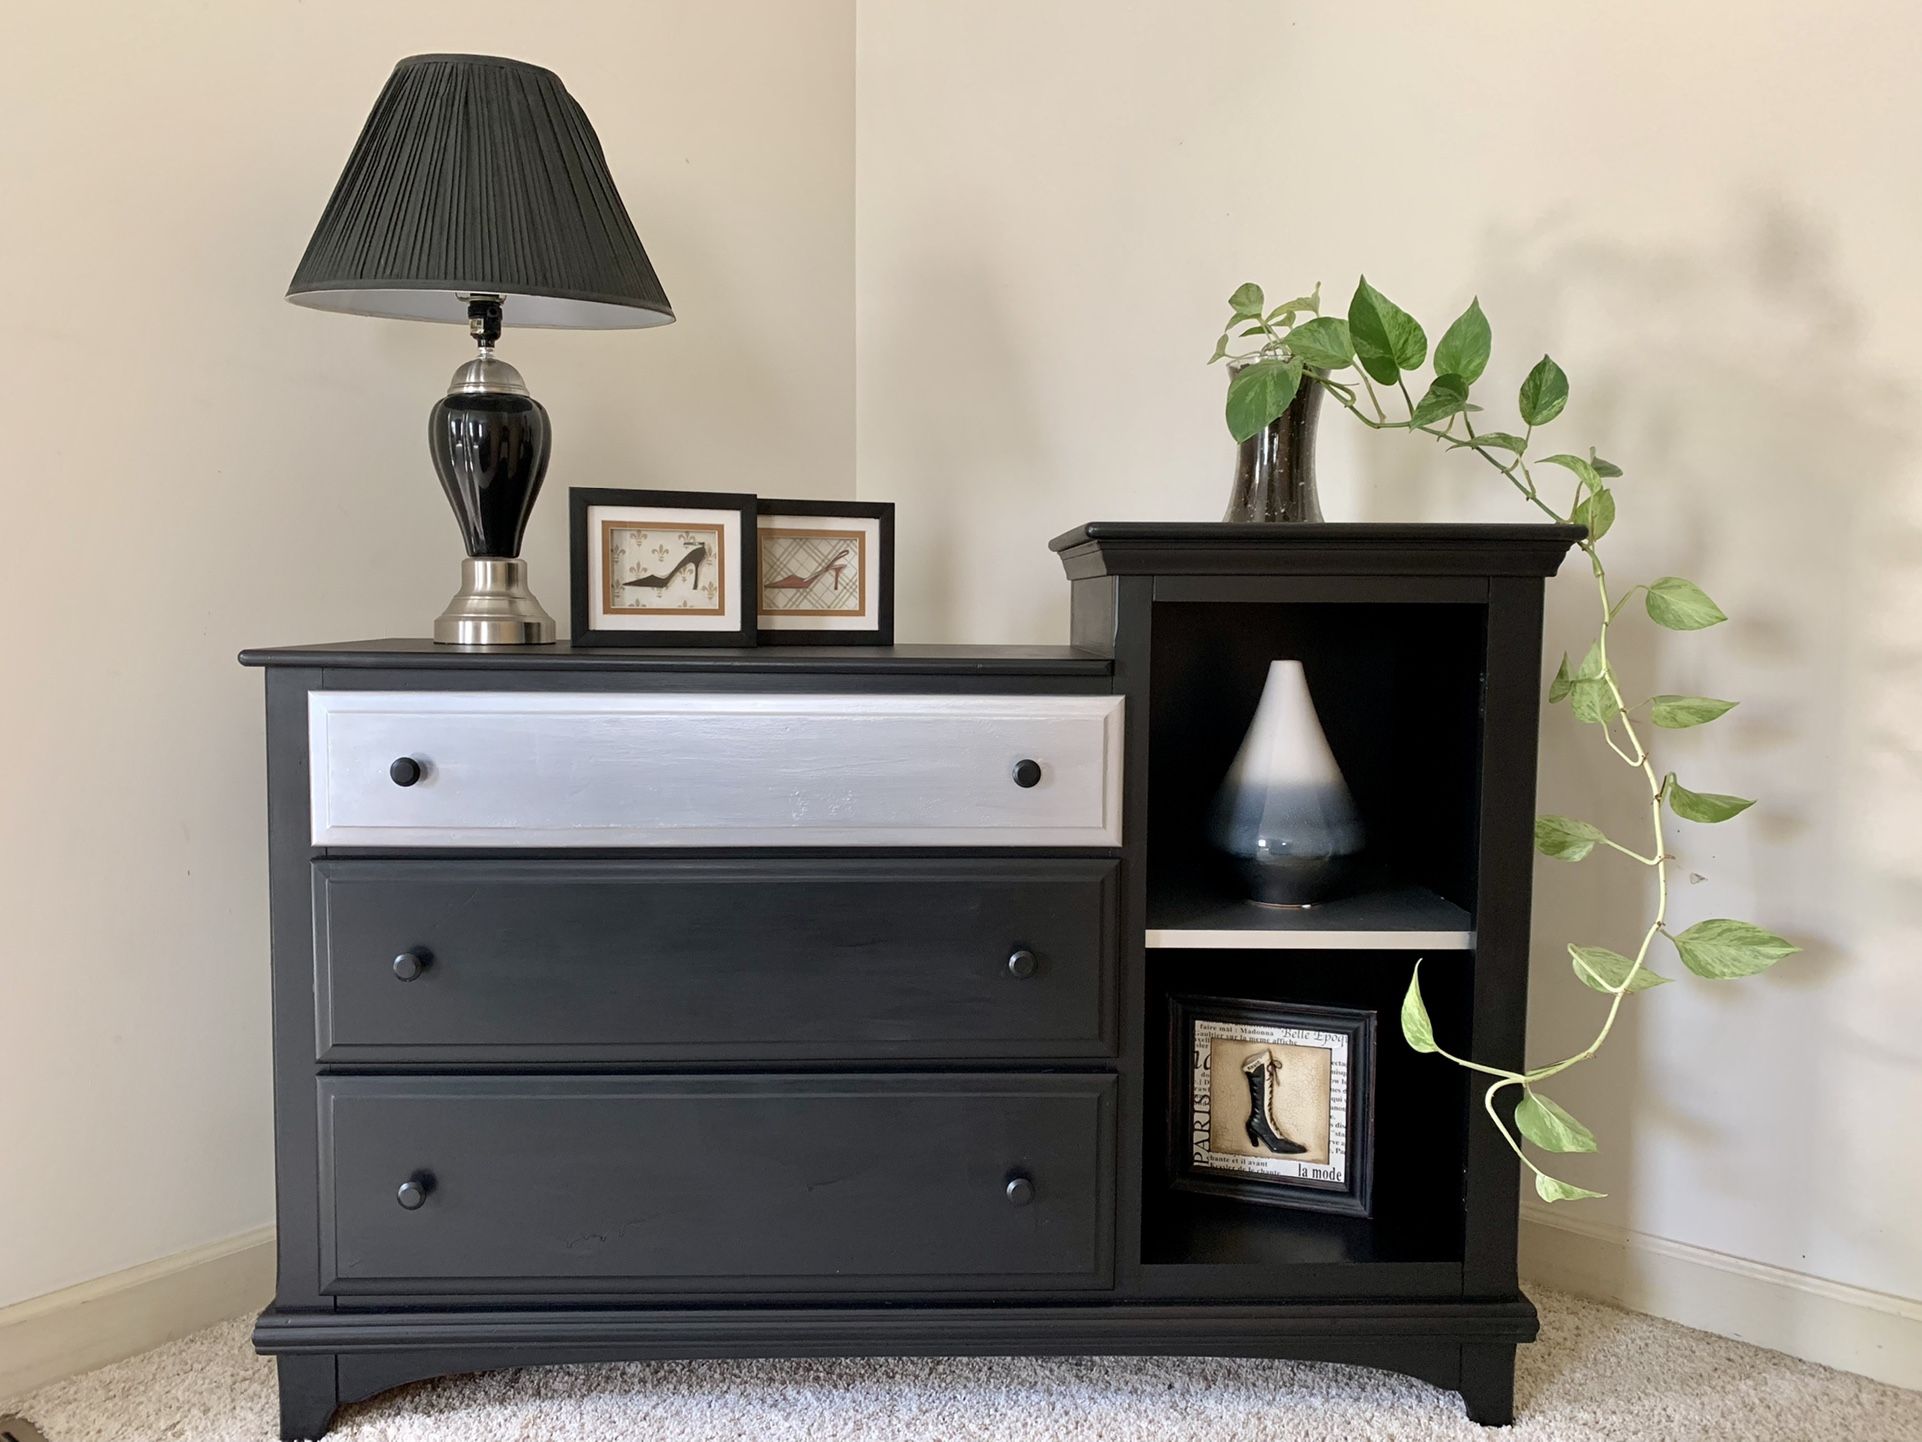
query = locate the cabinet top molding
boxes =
[1050,522,1585,580]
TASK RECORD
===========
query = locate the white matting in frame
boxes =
[587,502,745,633]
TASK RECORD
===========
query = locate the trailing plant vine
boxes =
[1209,278,1798,1203]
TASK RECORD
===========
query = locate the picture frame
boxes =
[754,499,894,646]
[569,487,759,648]
[1166,994,1375,1217]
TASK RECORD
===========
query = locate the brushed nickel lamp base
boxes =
[434,557,556,646]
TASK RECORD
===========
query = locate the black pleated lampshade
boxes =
[287,54,673,329]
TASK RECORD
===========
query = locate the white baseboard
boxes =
[0,1226,275,1403]
[1520,1205,1922,1392]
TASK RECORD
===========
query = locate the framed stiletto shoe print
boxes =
[755,499,894,646]
[1167,995,1375,1217]
[569,488,759,647]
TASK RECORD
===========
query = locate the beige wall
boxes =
[0,1,852,1308]
[857,0,1922,1305]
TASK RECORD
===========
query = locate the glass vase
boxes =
[1223,365,1323,522]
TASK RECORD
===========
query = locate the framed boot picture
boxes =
[1167,995,1375,1217]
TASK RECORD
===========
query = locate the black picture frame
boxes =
[754,498,895,647]
[569,487,759,648]
[1166,994,1376,1218]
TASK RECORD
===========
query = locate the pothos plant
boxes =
[1209,278,1798,1204]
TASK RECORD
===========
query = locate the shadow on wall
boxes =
[1346,199,1909,1272]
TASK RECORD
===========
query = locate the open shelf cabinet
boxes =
[1054,521,1581,1419]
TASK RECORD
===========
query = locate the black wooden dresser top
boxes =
[239,640,1113,678]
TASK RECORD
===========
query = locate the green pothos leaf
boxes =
[1548,655,1573,703]
[1648,694,1737,728]
[1571,484,1615,542]
[1282,315,1354,369]
[1409,374,1470,427]
[1449,430,1528,455]
[1538,452,1600,490]
[1645,576,1727,630]
[1348,276,1428,385]
[1569,944,1670,992]
[1225,357,1303,444]
[1536,815,1603,861]
[1666,775,1755,823]
[1670,919,1800,978]
[1568,677,1620,725]
[1519,355,1570,426]
[1434,298,1492,384]
[1515,1091,1598,1153]
[1401,964,1438,1053]
[1535,1172,1606,1203]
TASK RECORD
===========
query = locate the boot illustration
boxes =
[1243,1049,1308,1154]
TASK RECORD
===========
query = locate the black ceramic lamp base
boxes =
[427,301,555,646]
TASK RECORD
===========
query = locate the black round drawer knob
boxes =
[389,756,424,787]
[1005,1174,1036,1207]
[1007,948,1038,979]
[396,1173,433,1210]
[392,949,431,982]
[1011,758,1043,788]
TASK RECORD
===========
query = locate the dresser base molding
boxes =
[257,1297,1537,1437]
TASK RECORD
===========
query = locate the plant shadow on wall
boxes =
[1471,203,1906,1254]
[1208,198,1907,1214]
[1499,200,1913,1276]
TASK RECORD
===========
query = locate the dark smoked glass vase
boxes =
[1223,366,1324,522]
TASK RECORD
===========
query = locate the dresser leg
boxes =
[1459,1342,1516,1426]
[276,1354,340,1440]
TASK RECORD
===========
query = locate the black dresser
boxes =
[244,523,1577,1438]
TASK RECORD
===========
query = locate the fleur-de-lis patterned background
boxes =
[603,521,726,615]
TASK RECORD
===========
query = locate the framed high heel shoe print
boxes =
[569,487,759,647]
[754,499,894,646]
[1166,994,1375,1217]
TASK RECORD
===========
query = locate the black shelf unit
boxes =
[1054,520,1581,1419]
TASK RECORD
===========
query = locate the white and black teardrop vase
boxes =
[1207,659,1366,906]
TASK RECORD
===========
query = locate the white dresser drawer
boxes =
[308,691,1125,847]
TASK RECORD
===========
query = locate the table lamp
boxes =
[287,53,674,644]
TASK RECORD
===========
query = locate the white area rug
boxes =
[8,1290,1920,1441]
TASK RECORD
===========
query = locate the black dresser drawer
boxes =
[318,1074,1115,1294]
[314,858,1119,1062]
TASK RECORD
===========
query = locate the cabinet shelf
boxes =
[1141,1190,1464,1272]
[1146,884,1473,951]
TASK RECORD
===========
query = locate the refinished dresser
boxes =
[244,523,1576,1438]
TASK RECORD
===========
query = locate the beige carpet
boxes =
[7,1290,1920,1441]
